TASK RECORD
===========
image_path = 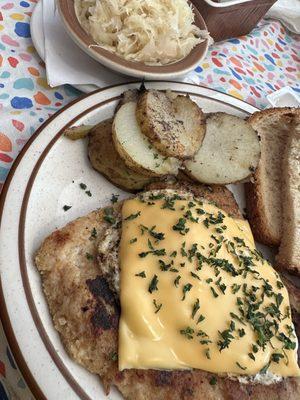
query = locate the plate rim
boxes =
[0,81,259,400]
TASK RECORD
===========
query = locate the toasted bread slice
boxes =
[115,89,140,112]
[88,118,155,192]
[281,272,300,314]
[276,115,300,273]
[184,112,260,184]
[245,108,300,246]
[280,272,300,361]
[136,90,205,159]
[112,101,180,177]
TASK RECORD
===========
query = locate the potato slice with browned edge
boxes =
[136,90,205,159]
[64,125,94,140]
[112,102,180,177]
[88,119,155,192]
[184,113,260,184]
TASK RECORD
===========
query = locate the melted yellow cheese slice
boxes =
[119,193,300,377]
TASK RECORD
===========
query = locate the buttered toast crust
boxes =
[276,114,300,273]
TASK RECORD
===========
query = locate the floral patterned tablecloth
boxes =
[0,0,299,398]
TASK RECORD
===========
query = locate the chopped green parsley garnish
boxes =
[180,326,194,340]
[148,275,159,293]
[231,283,241,294]
[271,353,284,363]
[230,312,246,326]
[110,352,118,361]
[205,348,211,359]
[252,344,259,353]
[125,211,141,221]
[260,361,271,374]
[104,207,116,224]
[79,183,87,190]
[191,299,200,319]
[210,287,219,298]
[191,272,201,281]
[153,299,162,313]
[238,329,245,337]
[181,241,187,257]
[86,252,94,261]
[276,280,284,289]
[110,194,119,203]
[236,362,247,370]
[174,275,181,287]
[140,225,165,241]
[90,227,97,239]
[197,315,205,324]
[184,209,199,223]
[218,328,234,351]
[135,271,146,278]
[182,283,193,300]
[277,332,296,350]
[173,218,189,235]
[159,259,171,271]
[139,240,166,258]
[204,211,225,228]
[209,376,217,385]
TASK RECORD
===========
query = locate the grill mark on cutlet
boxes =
[154,370,173,386]
[51,230,70,246]
[90,303,118,331]
[87,276,116,306]
[86,276,120,332]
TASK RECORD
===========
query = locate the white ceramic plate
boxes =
[0,82,271,400]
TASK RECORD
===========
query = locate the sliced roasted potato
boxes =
[88,118,154,192]
[136,90,205,159]
[184,112,261,184]
[112,102,180,177]
[116,89,139,111]
[64,125,94,140]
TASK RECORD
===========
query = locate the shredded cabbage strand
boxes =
[75,0,209,65]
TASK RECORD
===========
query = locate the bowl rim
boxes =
[57,0,209,78]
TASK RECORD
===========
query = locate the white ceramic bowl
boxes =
[57,0,210,79]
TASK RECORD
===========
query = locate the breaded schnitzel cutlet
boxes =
[35,182,300,400]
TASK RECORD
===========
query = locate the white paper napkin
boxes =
[42,0,202,88]
[266,0,300,34]
[43,0,130,88]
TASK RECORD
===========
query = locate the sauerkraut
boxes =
[75,0,210,65]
